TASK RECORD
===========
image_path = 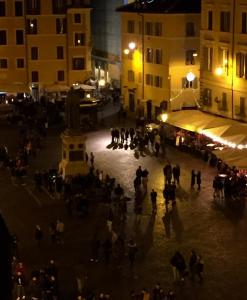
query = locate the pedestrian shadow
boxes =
[176,186,191,202]
[137,214,156,260]
[106,142,116,149]
[170,205,184,242]
[134,150,140,159]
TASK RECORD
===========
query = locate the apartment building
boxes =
[200,0,247,122]
[0,0,92,99]
[117,0,201,119]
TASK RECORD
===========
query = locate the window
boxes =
[26,0,40,15]
[146,74,153,86]
[128,70,135,82]
[0,30,7,45]
[218,48,229,75]
[127,20,135,33]
[236,52,246,78]
[185,50,196,65]
[31,47,38,60]
[208,10,213,30]
[52,0,66,14]
[15,1,23,16]
[26,19,37,34]
[56,18,67,34]
[203,47,213,72]
[155,49,162,64]
[31,71,39,82]
[0,59,7,68]
[0,1,6,16]
[154,23,162,36]
[220,92,228,111]
[74,13,81,23]
[220,11,230,32]
[16,30,24,45]
[146,48,153,63]
[154,76,162,88]
[240,97,246,115]
[57,70,64,81]
[72,57,85,70]
[145,22,153,35]
[186,22,195,37]
[201,88,212,106]
[16,58,24,68]
[57,46,64,59]
[74,33,85,46]
[242,12,247,34]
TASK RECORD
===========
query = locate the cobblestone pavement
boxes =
[0,113,247,300]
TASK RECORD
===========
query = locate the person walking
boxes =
[150,189,157,214]
[191,170,196,189]
[196,171,201,190]
[195,255,204,282]
[56,220,65,244]
[34,225,43,246]
[90,152,95,168]
[189,250,197,281]
[127,239,138,269]
[172,164,180,185]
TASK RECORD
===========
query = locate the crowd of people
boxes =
[109,127,164,157]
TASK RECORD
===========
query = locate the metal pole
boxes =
[231,0,236,119]
[141,14,144,101]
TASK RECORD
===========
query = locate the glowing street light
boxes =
[186,71,195,82]
[123,49,130,55]
[128,42,136,50]
[215,66,223,76]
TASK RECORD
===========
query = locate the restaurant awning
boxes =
[213,148,247,169]
[162,110,247,148]
[0,83,30,93]
[44,84,70,92]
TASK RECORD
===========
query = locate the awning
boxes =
[170,88,199,111]
[44,84,70,92]
[73,84,96,91]
[0,83,30,93]
[162,110,247,148]
[213,148,247,169]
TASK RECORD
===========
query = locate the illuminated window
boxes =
[146,48,153,63]
[74,33,85,46]
[236,52,247,78]
[185,50,196,65]
[26,19,37,34]
[218,48,229,75]
[203,46,213,72]
[56,18,67,34]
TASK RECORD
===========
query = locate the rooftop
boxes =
[116,0,201,14]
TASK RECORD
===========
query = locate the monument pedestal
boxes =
[59,131,88,178]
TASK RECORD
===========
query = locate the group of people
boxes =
[170,250,204,283]
[109,127,164,158]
